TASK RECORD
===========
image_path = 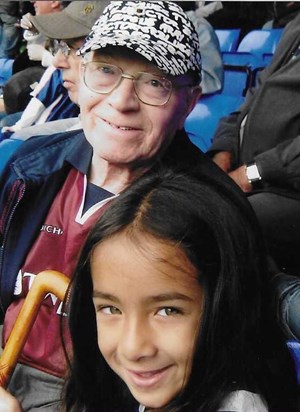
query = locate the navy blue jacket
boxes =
[0,128,248,320]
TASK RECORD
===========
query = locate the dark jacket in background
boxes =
[209,12,300,198]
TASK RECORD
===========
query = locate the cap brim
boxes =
[31,12,92,40]
[81,36,191,77]
[80,1,202,79]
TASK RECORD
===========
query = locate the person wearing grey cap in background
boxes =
[0,2,251,411]
[0,1,110,145]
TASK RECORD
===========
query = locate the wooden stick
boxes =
[0,270,70,388]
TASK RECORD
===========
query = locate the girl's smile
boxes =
[125,365,172,389]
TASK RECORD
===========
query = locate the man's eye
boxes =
[149,78,164,88]
[99,65,116,75]
[157,307,181,316]
[100,306,121,315]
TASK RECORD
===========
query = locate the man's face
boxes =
[32,1,58,15]
[78,48,200,170]
[52,39,84,105]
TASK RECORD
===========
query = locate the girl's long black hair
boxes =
[63,168,299,412]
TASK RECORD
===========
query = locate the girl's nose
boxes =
[119,317,157,362]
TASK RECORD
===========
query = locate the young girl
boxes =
[64,169,299,412]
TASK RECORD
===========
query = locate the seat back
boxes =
[215,29,241,52]
[185,63,250,151]
[222,64,251,97]
[287,340,300,385]
[0,138,24,175]
[185,93,244,151]
[222,51,262,69]
[237,29,284,59]
[0,58,13,88]
[221,29,283,74]
[0,270,70,388]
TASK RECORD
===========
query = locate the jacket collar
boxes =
[11,128,195,181]
[11,130,92,180]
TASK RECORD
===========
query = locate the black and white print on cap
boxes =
[79,1,202,80]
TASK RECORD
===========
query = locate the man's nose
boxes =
[106,77,140,112]
[53,50,70,70]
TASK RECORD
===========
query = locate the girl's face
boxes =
[91,232,204,409]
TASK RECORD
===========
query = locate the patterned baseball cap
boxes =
[79,1,202,80]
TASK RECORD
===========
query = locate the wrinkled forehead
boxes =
[88,46,154,62]
[87,46,162,71]
[85,46,195,82]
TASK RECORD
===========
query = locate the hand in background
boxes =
[20,13,34,31]
[212,151,232,173]
[229,165,252,193]
[0,387,23,412]
[1,126,18,134]
[27,44,46,61]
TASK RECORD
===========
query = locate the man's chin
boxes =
[68,92,79,106]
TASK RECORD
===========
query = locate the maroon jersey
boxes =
[3,169,117,377]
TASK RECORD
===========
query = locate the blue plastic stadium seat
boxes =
[238,29,283,57]
[185,31,285,151]
[185,93,244,152]
[215,29,241,52]
[222,64,251,97]
[235,28,284,69]
[220,29,284,88]
[0,138,23,174]
[222,29,283,71]
[0,58,13,88]
[185,63,250,151]
[222,51,262,69]
[287,340,300,385]
[262,52,274,65]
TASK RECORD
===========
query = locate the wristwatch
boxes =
[245,163,261,185]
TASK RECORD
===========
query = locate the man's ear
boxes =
[52,1,62,11]
[178,86,202,130]
[186,85,202,117]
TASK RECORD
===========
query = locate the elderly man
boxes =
[0,2,250,411]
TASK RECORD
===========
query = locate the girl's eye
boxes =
[157,307,181,317]
[100,306,121,315]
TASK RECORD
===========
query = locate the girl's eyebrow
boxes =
[93,290,193,303]
[146,293,194,303]
[93,291,118,301]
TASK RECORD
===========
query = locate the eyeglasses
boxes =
[49,39,79,57]
[82,61,192,106]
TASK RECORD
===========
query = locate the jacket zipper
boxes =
[0,180,26,315]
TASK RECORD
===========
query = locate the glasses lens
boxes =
[84,62,122,94]
[83,62,172,106]
[49,39,70,56]
[49,39,56,55]
[134,73,172,106]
